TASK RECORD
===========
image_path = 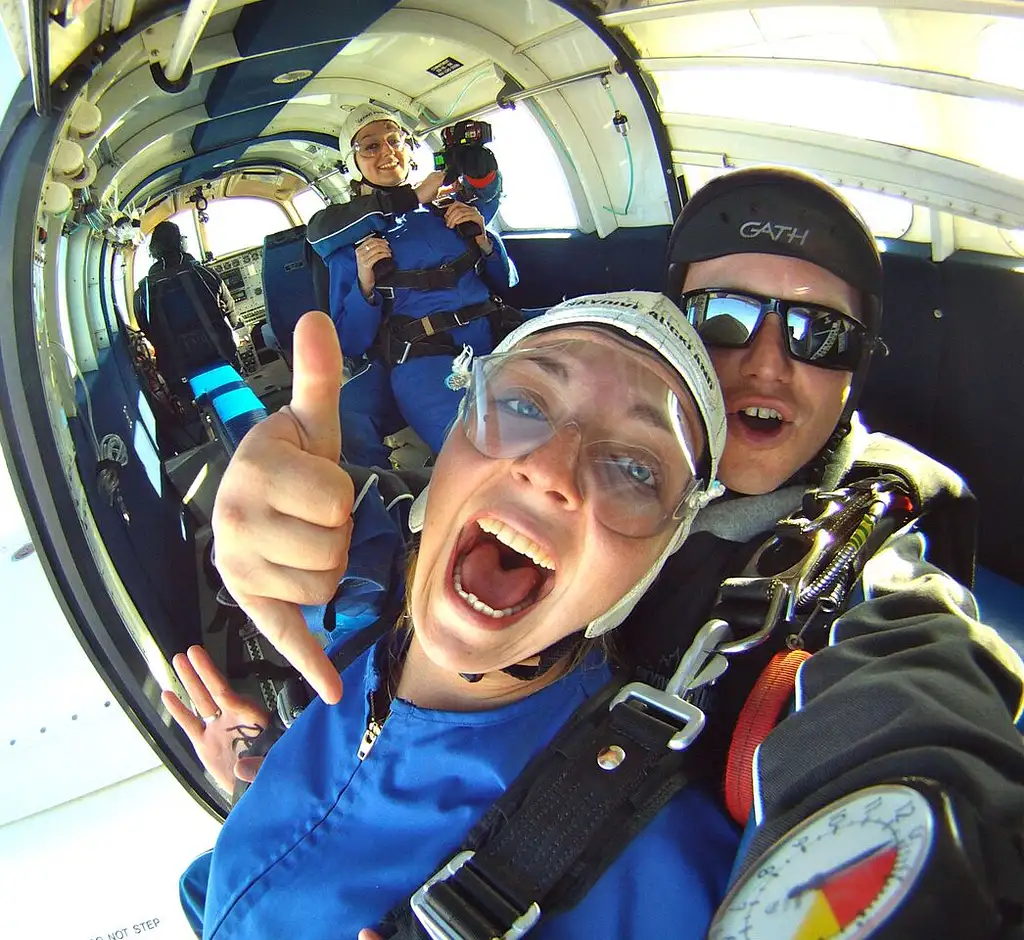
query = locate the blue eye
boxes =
[606,455,659,493]
[497,396,545,420]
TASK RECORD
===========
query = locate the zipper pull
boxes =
[357,717,384,760]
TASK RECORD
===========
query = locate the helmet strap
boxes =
[459,631,585,684]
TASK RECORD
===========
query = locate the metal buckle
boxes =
[397,341,413,365]
[377,286,395,299]
[609,684,706,752]
[609,619,734,751]
[715,578,792,655]
[411,850,542,940]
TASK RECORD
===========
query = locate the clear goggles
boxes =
[352,130,412,158]
[680,288,868,371]
[458,338,706,539]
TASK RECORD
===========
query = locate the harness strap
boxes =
[380,300,518,367]
[390,299,500,344]
[376,244,484,293]
[380,677,711,940]
[179,268,237,366]
[723,649,810,825]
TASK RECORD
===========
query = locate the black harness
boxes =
[370,203,522,367]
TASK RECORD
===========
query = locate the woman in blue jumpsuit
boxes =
[306,103,516,468]
[169,293,739,939]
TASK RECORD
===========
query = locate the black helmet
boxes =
[666,167,885,480]
[149,220,185,260]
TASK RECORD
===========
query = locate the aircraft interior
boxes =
[0,0,1023,818]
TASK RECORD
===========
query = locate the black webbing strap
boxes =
[179,269,237,366]
[376,244,483,293]
[391,300,500,345]
[381,678,711,940]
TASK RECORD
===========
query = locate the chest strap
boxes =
[392,300,501,345]
[379,299,520,367]
[379,638,725,940]
[376,243,484,293]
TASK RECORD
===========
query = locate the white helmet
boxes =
[412,290,727,639]
[339,103,406,160]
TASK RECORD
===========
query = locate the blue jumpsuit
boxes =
[307,179,516,467]
[180,476,739,940]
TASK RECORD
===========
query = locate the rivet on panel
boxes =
[597,745,626,771]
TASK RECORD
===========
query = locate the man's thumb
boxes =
[289,311,343,461]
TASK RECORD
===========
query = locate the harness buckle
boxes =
[411,850,542,940]
[610,619,734,751]
[397,341,413,365]
[377,286,395,299]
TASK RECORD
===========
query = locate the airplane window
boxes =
[485,106,578,231]
[292,188,327,225]
[1004,229,1024,257]
[681,165,912,239]
[836,187,913,240]
[111,252,130,326]
[202,197,291,257]
[0,22,20,124]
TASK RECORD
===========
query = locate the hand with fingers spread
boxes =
[162,645,271,793]
[355,237,393,298]
[212,310,352,704]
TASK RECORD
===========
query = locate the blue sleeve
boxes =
[300,473,408,651]
[480,230,517,292]
[179,850,212,938]
[328,250,385,357]
[306,198,390,259]
[464,169,503,224]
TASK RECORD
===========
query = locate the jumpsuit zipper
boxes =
[358,686,390,760]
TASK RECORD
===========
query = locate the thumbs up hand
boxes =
[212,311,352,704]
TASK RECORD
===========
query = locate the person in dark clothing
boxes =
[133,220,238,387]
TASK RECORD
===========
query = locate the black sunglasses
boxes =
[680,288,868,371]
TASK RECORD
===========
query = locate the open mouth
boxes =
[735,405,786,436]
[450,518,557,621]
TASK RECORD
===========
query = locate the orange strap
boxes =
[724,649,811,826]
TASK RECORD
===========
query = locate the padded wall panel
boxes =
[859,253,945,459]
[502,226,670,310]
[233,0,397,57]
[935,262,1024,585]
[75,347,201,657]
[191,105,285,152]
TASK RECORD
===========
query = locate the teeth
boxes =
[476,519,556,570]
[742,406,783,421]
[453,557,532,619]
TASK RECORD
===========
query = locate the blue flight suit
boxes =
[307,175,516,467]
[179,475,739,939]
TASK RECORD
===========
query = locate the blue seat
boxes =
[188,363,267,454]
[974,566,1024,729]
[262,225,322,354]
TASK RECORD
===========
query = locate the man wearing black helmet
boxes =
[619,168,1024,938]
